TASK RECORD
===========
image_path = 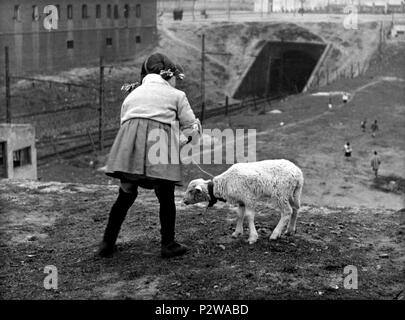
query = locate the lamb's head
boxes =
[183,179,211,205]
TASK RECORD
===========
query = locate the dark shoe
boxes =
[161,241,188,258]
[97,241,117,258]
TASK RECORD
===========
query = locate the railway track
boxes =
[37,129,118,165]
[37,95,283,166]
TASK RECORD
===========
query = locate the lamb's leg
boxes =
[232,204,245,238]
[270,202,292,240]
[285,207,298,235]
[285,194,300,235]
[245,207,258,244]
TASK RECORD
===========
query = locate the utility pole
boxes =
[265,56,272,97]
[261,55,272,114]
[5,47,11,123]
[199,35,232,123]
[200,34,205,124]
[99,56,105,151]
[227,0,231,21]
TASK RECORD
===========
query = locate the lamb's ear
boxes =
[195,185,203,192]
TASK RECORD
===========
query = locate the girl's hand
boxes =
[192,119,202,134]
[179,134,189,147]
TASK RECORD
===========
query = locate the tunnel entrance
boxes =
[232,41,326,99]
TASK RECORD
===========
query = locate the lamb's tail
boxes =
[291,174,304,210]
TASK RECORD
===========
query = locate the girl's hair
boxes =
[121,82,140,94]
[122,53,185,94]
[140,53,185,82]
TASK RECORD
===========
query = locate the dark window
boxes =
[135,4,141,18]
[136,35,141,43]
[114,5,119,19]
[67,5,73,20]
[13,146,31,168]
[13,5,21,21]
[0,143,4,166]
[96,5,101,18]
[67,40,74,49]
[107,4,112,18]
[106,37,112,46]
[0,142,6,178]
[32,5,40,21]
[82,4,88,19]
[124,4,129,18]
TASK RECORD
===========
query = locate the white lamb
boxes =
[183,159,304,244]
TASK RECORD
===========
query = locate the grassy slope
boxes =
[38,42,405,209]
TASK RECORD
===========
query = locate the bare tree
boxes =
[192,0,197,21]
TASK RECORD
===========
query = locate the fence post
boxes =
[50,136,60,160]
[99,56,105,151]
[200,34,205,124]
[5,46,11,123]
[225,95,229,116]
[87,128,97,155]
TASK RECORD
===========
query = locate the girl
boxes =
[98,53,201,258]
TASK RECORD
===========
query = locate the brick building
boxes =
[0,1,157,74]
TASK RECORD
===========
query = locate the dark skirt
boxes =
[105,118,182,189]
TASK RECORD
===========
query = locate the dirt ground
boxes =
[0,181,404,300]
[1,25,405,299]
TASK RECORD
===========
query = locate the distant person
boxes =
[371,120,379,137]
[201,9,208,19]
[299,7,304,16]
[361,119,367,132]
[342,93,349,104]
[370,151,381,178]
[344,142,352,159]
